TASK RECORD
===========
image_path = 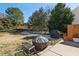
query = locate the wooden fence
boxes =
[64,24,79,41]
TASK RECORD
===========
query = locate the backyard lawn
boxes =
[0,32,61,56]
[0,32,26,56]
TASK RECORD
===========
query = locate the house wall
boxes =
[72,7,79,24]
[64,7,79,41]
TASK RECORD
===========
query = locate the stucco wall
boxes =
[72,7,79,24]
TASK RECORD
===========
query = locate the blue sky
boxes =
[0,3,79,23]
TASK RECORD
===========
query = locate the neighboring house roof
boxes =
[72,6,79,24]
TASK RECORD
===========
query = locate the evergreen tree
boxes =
[5,7,24,26]
[28,7,48,32]
[48,3,74,32]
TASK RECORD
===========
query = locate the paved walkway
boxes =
[37,40,79,56]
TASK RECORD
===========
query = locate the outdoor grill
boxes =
[32,35,48,51]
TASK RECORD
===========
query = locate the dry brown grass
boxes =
[0,32,25,56]
[0,32,61,56]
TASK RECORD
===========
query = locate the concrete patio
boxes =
[37,40,79,56]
